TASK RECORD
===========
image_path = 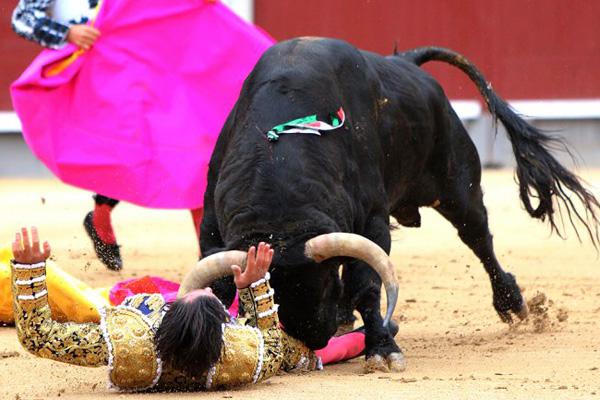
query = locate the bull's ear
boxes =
[393,41,399,56]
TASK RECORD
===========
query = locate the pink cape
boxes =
[109,275,239,315]
[11,0,273,208]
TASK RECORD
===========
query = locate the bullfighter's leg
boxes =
[84,194,122,270]
[341,216,405,372]
[434,174,528,323]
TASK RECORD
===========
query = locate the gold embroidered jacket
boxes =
[11,261,320,391]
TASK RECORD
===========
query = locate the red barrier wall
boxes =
[1,1,598,111]
[255,0,600,100]
[0,4,39,110]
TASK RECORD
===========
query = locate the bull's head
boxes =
[178,232,399,331]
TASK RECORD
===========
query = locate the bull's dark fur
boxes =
[201,38,600,359]
[402,47,600,243]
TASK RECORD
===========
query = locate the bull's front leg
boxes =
[343,219,405,372]
[344,259,405,372]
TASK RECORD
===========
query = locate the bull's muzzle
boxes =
[304,233,399,328]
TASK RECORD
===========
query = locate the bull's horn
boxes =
[177,250,247,298]
[304,233,399,327]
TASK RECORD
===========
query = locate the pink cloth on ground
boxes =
[109,275,180,305]
[11,0,274,208]
[315,332,365,365]
[109,275,240,316]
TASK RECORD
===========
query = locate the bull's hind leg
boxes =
[435,183,528,323]
[342,216,405,372]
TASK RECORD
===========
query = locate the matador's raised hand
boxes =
[12,227,51,264]
[231,242,274,289]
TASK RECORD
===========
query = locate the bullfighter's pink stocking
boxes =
[92,204,116,244]
[190,208,204,239]
[315,331,365,365]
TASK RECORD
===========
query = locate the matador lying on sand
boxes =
[11,227,373,392]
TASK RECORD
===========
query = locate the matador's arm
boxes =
[11,227,108,367]
[12,260,108,366]
[237,272,283,382]
[12,0,70,48]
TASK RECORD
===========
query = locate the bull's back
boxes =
[214,38,451,241]
[363,52,455,203]
[213,39,384,241]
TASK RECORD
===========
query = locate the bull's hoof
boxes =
[497,298,529,324]
[364,355,388,373]
[387,352,407,372]
[364,352,406,373]
[493,273,528,324]
[516,301,530,320]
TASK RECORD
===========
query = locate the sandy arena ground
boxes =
[0,170,599,399]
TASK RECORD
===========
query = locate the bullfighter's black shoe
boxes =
[83,211,123,271]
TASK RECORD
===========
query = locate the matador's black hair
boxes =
[155,294,229,377]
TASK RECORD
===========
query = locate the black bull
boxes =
[200,38,599,366]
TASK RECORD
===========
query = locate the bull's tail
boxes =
[398,46,600,245]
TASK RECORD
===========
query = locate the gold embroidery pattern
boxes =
[238,277,319,375]
[121,293,166,332]
[256,324,283,381]
[12,263,108,367]
[280,333,320,372]
[103,303,162,390]
[238,287,256,325]
[237,279,285,383]
[210,325,259,388]
[238,281,278,330]
[13,260,319,392]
